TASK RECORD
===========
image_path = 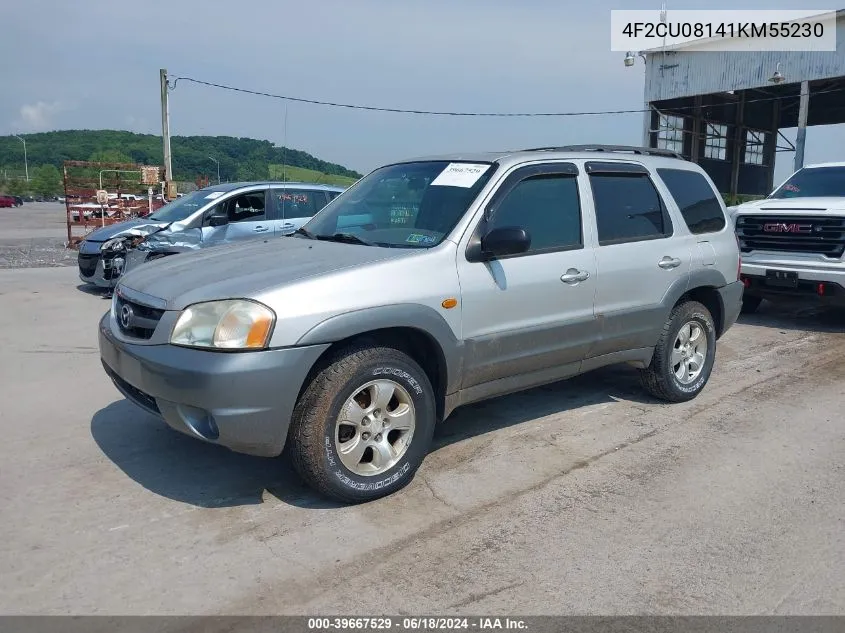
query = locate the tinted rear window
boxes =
[590,173,671,245]
[657,168,726,234]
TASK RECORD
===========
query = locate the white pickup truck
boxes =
[730,162,845,313]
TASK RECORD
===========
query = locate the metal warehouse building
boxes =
[639,10,845,198]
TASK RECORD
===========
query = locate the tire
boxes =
[740,294,762,314]
[288,342,436,503]
[639,300,717,403]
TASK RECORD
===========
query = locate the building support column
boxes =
[729,91,745,202]
[766,98,780,191]
[690,95,703,162]
[794,80,810,172]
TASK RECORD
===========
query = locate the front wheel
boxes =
[288,342,436,503]
[640,300,717,403]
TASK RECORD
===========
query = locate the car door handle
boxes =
[658,256,682,269]
[281,223,295,228]
[253,225,270,232]
[561,268,590,284]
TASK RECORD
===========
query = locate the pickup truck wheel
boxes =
[740,294,762,314]
[288,343,436,503]
[639,300,716,403]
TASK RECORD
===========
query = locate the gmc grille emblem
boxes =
[762,222,813,234]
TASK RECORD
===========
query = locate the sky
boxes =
[2,0,844,183]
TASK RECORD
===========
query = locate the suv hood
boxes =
[117,236,414,310]
[734,197,845,214]
[83,218,170,242]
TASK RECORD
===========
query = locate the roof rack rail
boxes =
[522,144,686,160]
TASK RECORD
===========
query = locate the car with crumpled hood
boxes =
[77,181,345,289]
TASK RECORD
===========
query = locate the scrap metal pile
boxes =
[63,160,166,248]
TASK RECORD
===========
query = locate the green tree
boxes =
[89,149,133,164]
[6,178,26,196]
[31,164,62,197]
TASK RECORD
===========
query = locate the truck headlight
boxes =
[101,238,126,252]
[170,300,275,350]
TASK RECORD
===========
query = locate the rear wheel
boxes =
[640,300,717,403]
[288,342,436,503]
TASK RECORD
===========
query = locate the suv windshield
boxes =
[303,160,496,247]
[768,166,845,199]
[148,190,212,223]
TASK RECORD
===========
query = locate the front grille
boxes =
[78,253,99,277]
[736,214,845,258]
[103,361,160,414]
[115,293,165,340]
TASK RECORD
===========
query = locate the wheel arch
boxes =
[295,305,463,422]
[662,269,730,338]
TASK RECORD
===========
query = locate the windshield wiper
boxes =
[292,227,315,239]
[316,232,374,246]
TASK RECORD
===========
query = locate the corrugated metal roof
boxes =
[644,12,845,101]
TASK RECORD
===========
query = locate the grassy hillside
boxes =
[0,130,361,183]
[268,164,359,187]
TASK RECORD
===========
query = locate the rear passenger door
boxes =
[270,188,329,236]
[655,167,731,273]
[586,162,693,358]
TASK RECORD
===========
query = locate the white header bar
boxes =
[611,10,838,52]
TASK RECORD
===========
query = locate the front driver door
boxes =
[201,188,271,245]
[456,162,599,391]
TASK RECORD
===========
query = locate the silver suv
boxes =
[98,145,743,503]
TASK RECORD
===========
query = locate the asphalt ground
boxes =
[0,207,842,616]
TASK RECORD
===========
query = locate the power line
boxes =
[171,75,845,118]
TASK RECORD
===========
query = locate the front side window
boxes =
[205,191,266,225]
[304,161,495,248]
[590,173,671,245]
[769,166,845,199]
[487,174,582,254]
[657,168,726,235]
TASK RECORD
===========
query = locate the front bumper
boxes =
[78,251,125,288]
[740,257,845,306]
[98,313,330,457]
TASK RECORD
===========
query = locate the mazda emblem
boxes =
[120,304,133,329]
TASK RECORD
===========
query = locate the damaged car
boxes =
[77,181,346,289]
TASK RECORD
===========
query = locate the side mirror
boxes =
[481,226,531,259]
[208,214,228,227]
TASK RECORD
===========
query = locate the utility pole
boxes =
[160,69,174,199]
[12,135,28,181]
[208,156,220,184]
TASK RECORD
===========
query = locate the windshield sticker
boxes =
[430,163,491,188]
[205,191,226,199]
[406,233,436,244]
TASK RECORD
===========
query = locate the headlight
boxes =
[101,238,126,252]
[170,300,275,350]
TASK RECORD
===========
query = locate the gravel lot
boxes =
[0,209,843,616]
[0,202,78,268]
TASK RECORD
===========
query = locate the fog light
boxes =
[178,405,220,440]
[113,257,125,274]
